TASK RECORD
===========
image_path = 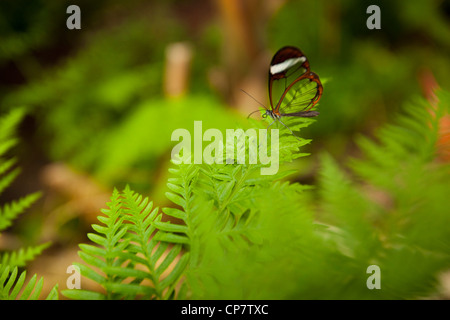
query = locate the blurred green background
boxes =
[0,0,449,296]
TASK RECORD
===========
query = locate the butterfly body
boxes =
[263,109,319,121]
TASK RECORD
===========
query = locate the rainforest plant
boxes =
[0,108,58,300]
[62,90,450,300]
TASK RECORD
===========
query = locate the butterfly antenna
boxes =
[240,89,269,119]
[247,109,264,119]
[240,89,267,109]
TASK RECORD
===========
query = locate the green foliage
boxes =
[64,114,315,299]
[0,266,58,300]
[94,96,246,184]
[0,108,39,233]
[1,0,448,301]
[62,186,189,300]
[1,243,50,270]
[1,4,212,187]
[317,90,450,298]
[64,90,450,300]
[0,108,57,300]
[0,192,41,231]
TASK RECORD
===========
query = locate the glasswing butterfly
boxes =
[247,46,323,136]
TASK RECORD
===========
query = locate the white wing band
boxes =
[270,56,306,75]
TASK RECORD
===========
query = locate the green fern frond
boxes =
[64,186,190,300]
[0,158,17,178]
[157,120,319,298]
[0,109,40,231]
[0,266,58,300]
[0,140,18,163]
[317,91,450,298]
[0,108,24,163]
[318,153,380,261]
[160,164,198,243]
[61,84,450,300]
[0,108,25,139]
[0,192,42,231]
[0,108,56,300]
[350,99,441,191]
[262,112,317,162]
[64,188,131,300]
[122,185,189,299]
[0,167,20,198]
[66,137,304,299]
[0,243,51,271]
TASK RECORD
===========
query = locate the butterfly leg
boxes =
[266,120,276,130]
[276,118,302,142]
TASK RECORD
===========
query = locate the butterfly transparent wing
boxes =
[268,47,322,115]
[270,57,307,109]
[278,75,321,114]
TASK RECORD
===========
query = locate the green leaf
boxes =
[104,282,155,298]
[74,262,105,285]
[159,252,190,292]
[0,191,41,231]
[18,273,37,300]
[27,276,44,300]
[78,251,108,270]
[102,266,152,280]
[154,231,189,244]
[0,242,50,270]
[62,289,105,300]
[87,233,107,247]
[45,285,59,300]
[153,221,188,234]
[162,207,187,220]
[165,192,186,208]
[155,244,182,278]
[78,243,107,257]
